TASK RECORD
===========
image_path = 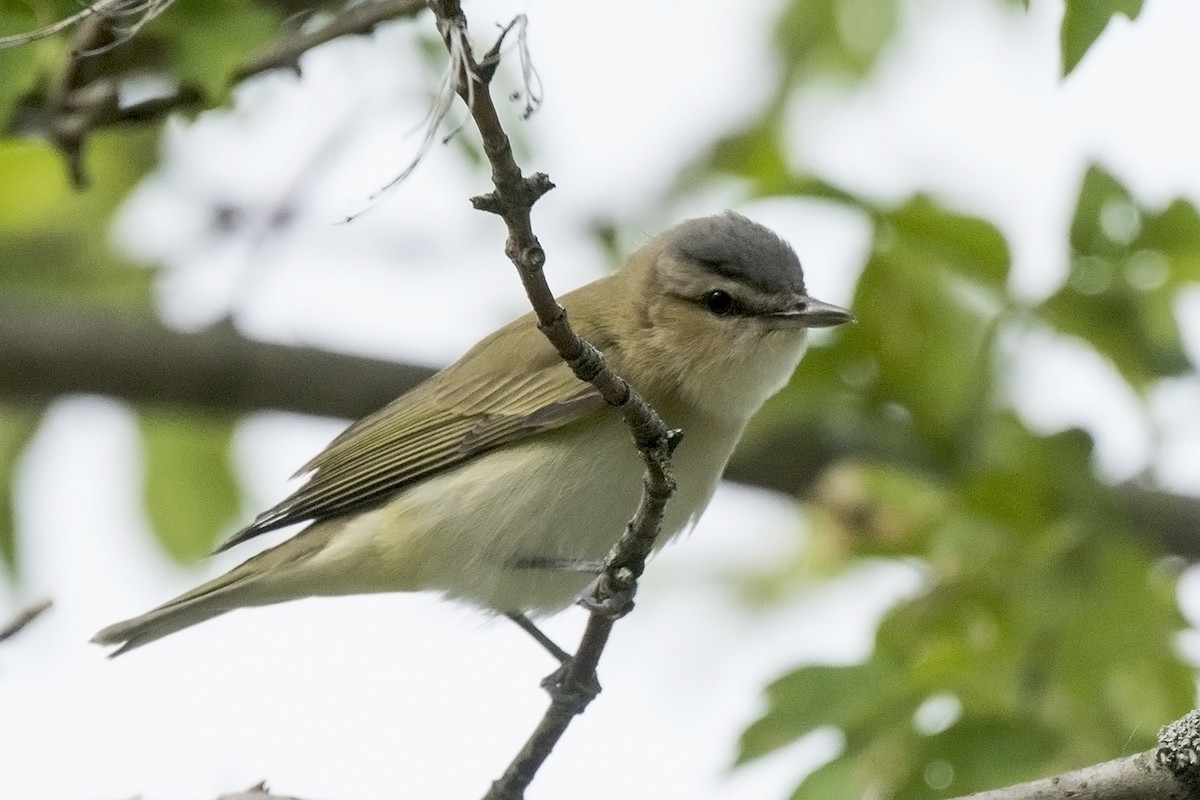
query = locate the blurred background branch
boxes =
[2,302,1198,562]
[0,599,51,645]
[232,0,427,82]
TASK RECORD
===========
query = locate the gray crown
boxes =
[669,212,805,295]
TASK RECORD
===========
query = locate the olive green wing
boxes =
[215,363,605,552]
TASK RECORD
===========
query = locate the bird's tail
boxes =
[93,524,339,656]
[92,586,242,656]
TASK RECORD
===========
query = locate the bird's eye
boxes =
[702,290,738,316]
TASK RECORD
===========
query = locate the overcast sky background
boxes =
[3,0,1200,798]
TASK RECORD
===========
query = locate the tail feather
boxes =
[92,565,263,656]
[93,522,341,656]
[93,596,237,657]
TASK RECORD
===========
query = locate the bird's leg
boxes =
[504,611,601,703]
[503,611,570,664]
[502,558,605,701]
[501,557,603,662]
[502,555,605,658]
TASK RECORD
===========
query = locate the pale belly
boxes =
[306,411,741,614]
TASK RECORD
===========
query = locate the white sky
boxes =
[2,1,1200,799]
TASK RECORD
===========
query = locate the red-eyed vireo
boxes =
[94,212,853,655]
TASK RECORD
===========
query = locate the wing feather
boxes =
[215,276,626,553]
[216,359,607,552]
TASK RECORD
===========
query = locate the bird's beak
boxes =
[767,295,855,328]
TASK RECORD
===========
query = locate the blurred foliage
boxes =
[738,447,1190,797]
[774,0,898,81]
[1041,166,1199,389]
[0,0,282,120]
[1061,0,1144,75]
[0,0,394,564]
[138,411,241,561]
[0,133,156,304]
[0,407,40,574]
[697,1,1199,797]
[0,1,1194,798]
[719,159,1197,796]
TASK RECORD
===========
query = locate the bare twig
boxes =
[0,0,175,51]
[355,4,476,212]
[232,0,428,83]
[424,2,677,797]
[0,600,52,645]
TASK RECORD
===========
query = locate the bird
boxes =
[93,211,854,656]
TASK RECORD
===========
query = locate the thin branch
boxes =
[0,600,52,645]
[0,0,175,51]
[4,0,421,188]
[354,4,476,212]
[948,749,1180,800]
[24,11,204,188]
[232,0,428,83]
[948,711,1200,800]
[424,2,677,797]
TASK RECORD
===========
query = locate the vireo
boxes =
[94,212,853,655]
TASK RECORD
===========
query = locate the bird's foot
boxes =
[577,568,636,619]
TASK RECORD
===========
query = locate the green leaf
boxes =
[706,114,792,194]
[0,135,157,308]
[1039,537,1192,756]
[148,0,281,104]
[0,406,41,574]
[875,579,1026,711]
[1061,0,1143,76]
[139,411,241,562]
[789,751,861,800]
[962,416,1099,537]
[888,195,1010,289]
[896,715,1060,798]
[776,0,899,81]
[739,658,908,763]
[1038,166,1197,389]
[838,197,1009,452]
[0,2,43,126]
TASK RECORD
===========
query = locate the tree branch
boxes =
[948,710,1200,800]
[0,300,434,419]
[32,12,204,188]
[232,0,429,83]
[423,3,677,797]
[949,749,1181,800]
